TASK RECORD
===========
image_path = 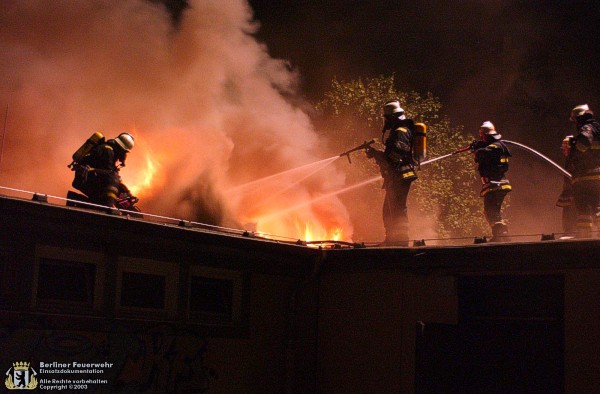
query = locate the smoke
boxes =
[248,0,600,239]
[0,0,352,240]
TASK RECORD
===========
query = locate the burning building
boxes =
[2,190,600,393]
[2,1,600,392]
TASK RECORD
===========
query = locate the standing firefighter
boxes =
[365,100,418,245]
[472,121,512,241]
[566,104,600,238]
[556,135,577,236]
[69,132,136,209]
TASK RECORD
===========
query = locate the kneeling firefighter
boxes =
[68,132,137,209]
[365,100,426,245]
[471,121,512,241]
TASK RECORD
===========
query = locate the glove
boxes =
[469,140,486,151]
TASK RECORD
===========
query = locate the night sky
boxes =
[248,0,600,158]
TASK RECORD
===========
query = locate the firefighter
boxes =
[556,136,577,236]
[472,121,512,241]
[566,104,600,238]
[366,100,417,245]
[71,132,135,208]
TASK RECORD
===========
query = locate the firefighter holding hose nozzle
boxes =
[463,121,512,242]
[566,104,600,238]
[365,100,425,245]
[68,132,139,211]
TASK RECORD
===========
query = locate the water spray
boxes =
[503,140,572,179]
[241,138,574,221]
[243,157,341,210]
[419,152,455,166]
[227,155,339,195]
[257,151,458,220]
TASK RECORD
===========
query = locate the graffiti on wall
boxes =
[0,322,217,393]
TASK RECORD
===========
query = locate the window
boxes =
[188,266,243,324]
[120,272,166,309]
[37,259,96,303]
[116,258,178,318]
[33,245,103,313]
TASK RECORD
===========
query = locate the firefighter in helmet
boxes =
[556,135,577,237]
[472,121,512,241]
[71,132,136,208]
[565,104,600,238]
[366,100,417,245]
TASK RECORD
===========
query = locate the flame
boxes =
[331,227,342,241]
[301,223,343,245]
[304,223,313,242]
[119,130,163,198]
[112,128,353,243]
[128,153,159,196]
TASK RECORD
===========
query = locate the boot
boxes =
[575,215,594,239]
[384,225,409,247]
[490,222,511,242]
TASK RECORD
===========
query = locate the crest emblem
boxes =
[5,362,38,390]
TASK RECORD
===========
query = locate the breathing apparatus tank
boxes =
[413,122,427,163]
[72,132,104,164]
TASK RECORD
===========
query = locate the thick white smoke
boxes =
[0,0,352,240]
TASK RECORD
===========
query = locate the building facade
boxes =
[1,194,599,393]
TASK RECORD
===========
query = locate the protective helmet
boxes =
[479,121,501,139]
[570,104,593,122]
[383,100,404,116]
[114,133,135,152]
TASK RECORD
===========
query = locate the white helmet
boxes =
[383,100,404,116]
[570,104,593,122]
[479,121,501,139]
[115,133,134,152]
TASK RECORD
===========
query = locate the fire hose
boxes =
[502,140,572,179]
[452,140,572,179]
[339,138,573,178]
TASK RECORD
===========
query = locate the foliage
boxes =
[315,74,488,239]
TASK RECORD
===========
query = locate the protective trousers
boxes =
[87,172,121,208]
[572,179,600,238]
[483,189,510,240]
[383,179,412,245]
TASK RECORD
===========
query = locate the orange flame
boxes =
[128,153,159,196]
[331,227,342,241]
[119,130,163,198]
[304,223,313,242]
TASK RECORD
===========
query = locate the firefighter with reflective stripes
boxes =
[473,121,512,241]
[556,136,577,236]
[567,104,600,238]
[366,100,418,245]
[71,133,135,208]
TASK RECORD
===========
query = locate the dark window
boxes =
[189,276,233,318]
[459,274,564,320]
[120,272,166,309]
[37,258,95,304]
